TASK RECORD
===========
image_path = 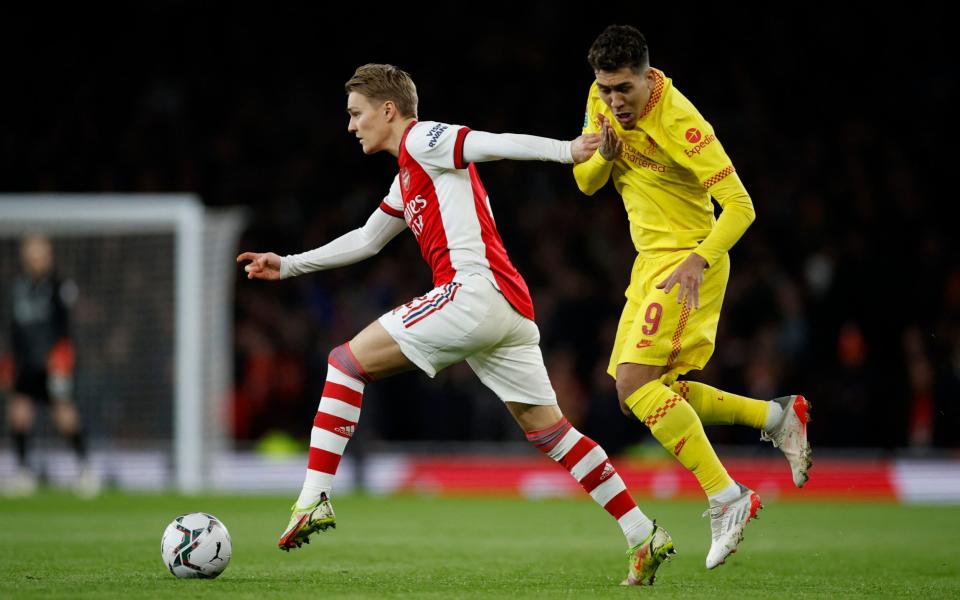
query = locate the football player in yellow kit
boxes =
[574,25,811,569]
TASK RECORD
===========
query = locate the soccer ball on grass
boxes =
[160,512,232,578]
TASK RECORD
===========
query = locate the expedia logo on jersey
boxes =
[684,131,716,157]
[404,194,428,238]
[426,123,448,148]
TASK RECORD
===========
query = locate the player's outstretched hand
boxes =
[597,114,622,161]
[237,251,282,281]
[571,133,601,163]
[656,252,708,309]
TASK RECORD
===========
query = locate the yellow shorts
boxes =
[607,251,730,383]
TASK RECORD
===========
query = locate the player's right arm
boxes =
[572,85,615,196]
[238,178,407,281]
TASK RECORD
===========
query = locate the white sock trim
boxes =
[764,400,784,431]
[620,508,654,547]
[709,482,741,505]
[297,469,333,508]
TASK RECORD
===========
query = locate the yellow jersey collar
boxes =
[637,68,667,122]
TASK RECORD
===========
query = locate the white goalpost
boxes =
[0,194,246,492]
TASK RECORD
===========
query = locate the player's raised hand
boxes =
[571,133,601,163]
[656,252,708,309]
[597,114,622,161]
[237,251,282,281]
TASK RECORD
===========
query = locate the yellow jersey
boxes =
[573,68,755,269]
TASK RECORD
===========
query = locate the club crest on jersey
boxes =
[401,167,411,191]
[404,194,428,238]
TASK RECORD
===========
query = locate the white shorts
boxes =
[378,273,557,406]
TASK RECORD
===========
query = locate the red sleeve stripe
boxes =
[703,165,736,189]
[379,201,404,218]
[453,127,472,169]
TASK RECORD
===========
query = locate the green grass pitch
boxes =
[1,492,957,599]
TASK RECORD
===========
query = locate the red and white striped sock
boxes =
[527,417,654,547]
[295,343,371,508]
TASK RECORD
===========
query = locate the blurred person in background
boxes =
[2,234,99,497]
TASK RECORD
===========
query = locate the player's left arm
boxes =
[409,122,599,170]
[656,110,755,308]
[461,131,600,164]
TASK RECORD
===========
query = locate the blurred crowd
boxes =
[3,6,957,453]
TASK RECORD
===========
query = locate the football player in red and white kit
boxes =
[238,64,675,585]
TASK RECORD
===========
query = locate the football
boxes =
[160,512,232,578]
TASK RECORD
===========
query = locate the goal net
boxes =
[0,195,245,492]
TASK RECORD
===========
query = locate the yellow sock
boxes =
[625,380,735,497]
[671,380,769,429]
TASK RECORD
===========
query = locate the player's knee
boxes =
[615,365,664,403]
[328,342,378,383]
[327,344,345,362]
[510,403,563,432]
[8,396,35,428]
[327,343,356,373]
[615,368,664,419]
[615,376,647,405]
[53,402,79,432]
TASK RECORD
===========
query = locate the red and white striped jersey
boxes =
[378,120,535,320]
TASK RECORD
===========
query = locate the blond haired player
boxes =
[574,25,812,569]
[239,63,677,586]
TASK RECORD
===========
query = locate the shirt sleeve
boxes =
[280,202,407,278]
[461,131,573,164]
[660,107,734,188]
[379,175,404,218]
[404,121,472,170]
[572,89,614,196]
[692,172,755,266]
[660,108,755,265]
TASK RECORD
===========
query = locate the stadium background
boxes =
[0,4,957,498]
